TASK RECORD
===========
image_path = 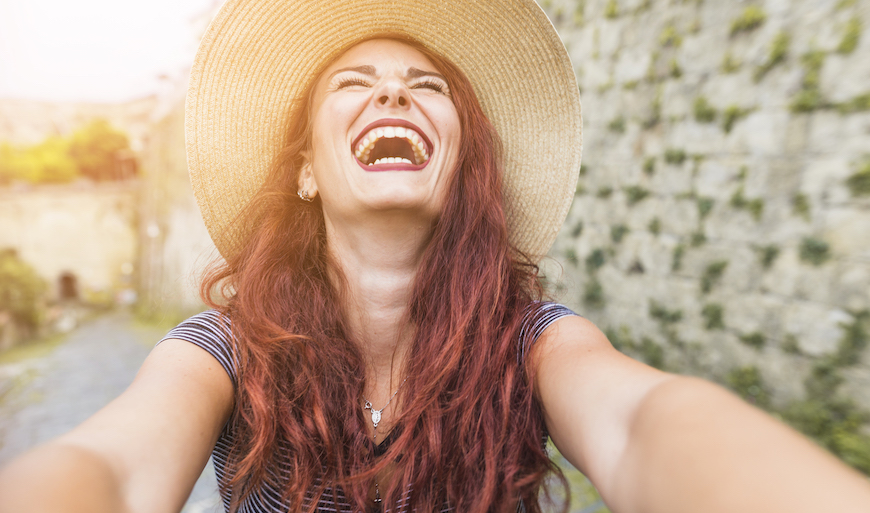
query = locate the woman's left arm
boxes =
[531,314,870,513]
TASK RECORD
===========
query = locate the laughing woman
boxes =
[1,1,870,513]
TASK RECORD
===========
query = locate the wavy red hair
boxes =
[201,36,567,513]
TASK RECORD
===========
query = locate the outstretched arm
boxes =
[0,339,234,513]
[531,314,870,513]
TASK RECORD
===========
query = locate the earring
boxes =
[298,189,313,202]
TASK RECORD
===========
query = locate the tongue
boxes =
[368,137,416,164]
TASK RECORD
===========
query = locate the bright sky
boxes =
[0,0,219,103]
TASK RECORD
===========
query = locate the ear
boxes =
[297,153,319,199]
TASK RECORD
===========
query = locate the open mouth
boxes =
[351,119,433,170]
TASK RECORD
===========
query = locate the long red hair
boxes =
[201,36,566,513]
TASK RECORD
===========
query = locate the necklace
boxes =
[363,377,407,506]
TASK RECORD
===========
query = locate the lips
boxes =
[351,118,434,171]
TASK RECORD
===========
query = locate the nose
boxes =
[374,78,410,109]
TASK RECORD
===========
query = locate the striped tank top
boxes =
[161,302,576,512]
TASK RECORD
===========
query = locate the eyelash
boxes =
[335,77,448,94]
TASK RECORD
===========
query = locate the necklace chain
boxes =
[362,377,407,506]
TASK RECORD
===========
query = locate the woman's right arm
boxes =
[0,338,234,513]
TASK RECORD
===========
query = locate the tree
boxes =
[68,119,132,181]
[0,249,46,329]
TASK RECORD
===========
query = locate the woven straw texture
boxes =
[186,0,583,261]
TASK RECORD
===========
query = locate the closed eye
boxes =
[412,79,448,94]
[336,77,371,89]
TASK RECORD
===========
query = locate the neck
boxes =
[324,209,432,397]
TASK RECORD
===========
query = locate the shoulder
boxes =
[159,310,238,386]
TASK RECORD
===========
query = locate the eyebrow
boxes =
[327,65,446,82]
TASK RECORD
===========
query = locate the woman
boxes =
[1,1,869,513]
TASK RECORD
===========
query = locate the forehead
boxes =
[321,39,439,76]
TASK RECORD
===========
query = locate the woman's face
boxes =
[300,39,461,224]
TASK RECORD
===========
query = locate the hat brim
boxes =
[186,0,582,261]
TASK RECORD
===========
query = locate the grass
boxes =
[660,25,682,48]
[700,260,729,294]
[624,185,650,205]
[730,5,766,36]
[650,300,683,324]
[664,148,687,166]
[846,161,870,196]
[702,303,725,330]
[793,193,811,220]
[838,17,862,54]
[0,332,66,365]
[722,105,751,133]
[739,331,766,350]
[643,157,656,175]
[585,248,607,273]
[721,52,741,73]
[583,278,606,309]
[726,366,771,408]
[610,224,630,243]
[755,31,790,82]
[648,217,661,235]
[693,96,717,123]
[799,237,831,266]
[756,244,780,269]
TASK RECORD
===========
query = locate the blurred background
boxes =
[0,0,868,512]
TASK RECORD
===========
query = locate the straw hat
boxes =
[186,0,582,261]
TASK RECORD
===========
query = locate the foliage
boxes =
[659,25,682,48]
[700,260,728,294]
[701,303,725,330]
[739,331,766,350]
[0,138,78,185]
[649,300,683,324]
[721,52,741,73]
[837,17,862,54]
[726,366,771,408]
[730,188,764,221]
[846,160,870,196]
[672,244,685,271]
[643,156,656,175]
[837,93,870,114]
[583,277,606,309]
[0,249,47,328]
[832,311,869,367]
[792,193,811,220]
[624,185,650,205]
[585,248,607,273]
[68,119,132,181]
[0,119,132,185]
[697,197,715,219]
[693,96,717,123]
[597,186,614,198]
[799,237,831,266]
[754,31,790,82]
[571,221,584,238]
[782,334,802,354]
[608,116,626,133]
[669,58,683,79]
[756,244,780,269]
[639,337,665,369]
[564,249,579,266]
[790,50,827,113]
[664,148,687,165]
[730,6,767,36]
[690,230,707,247]
[722,105,751,133]
[610,224,630,243]
[648,217,661,235]
[605,0,619,19]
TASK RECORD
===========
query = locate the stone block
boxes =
[782,302,852,356]
[833,262,870,312]
[825,207,870,260]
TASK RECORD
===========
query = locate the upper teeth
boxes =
[354,125,430,165]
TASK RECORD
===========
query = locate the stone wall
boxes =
[540,0,870,413]
[0,182,138,303]
[136,82,217,316]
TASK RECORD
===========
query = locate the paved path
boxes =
[0,311,221,513]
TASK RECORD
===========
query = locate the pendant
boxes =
[371,409,382,427]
